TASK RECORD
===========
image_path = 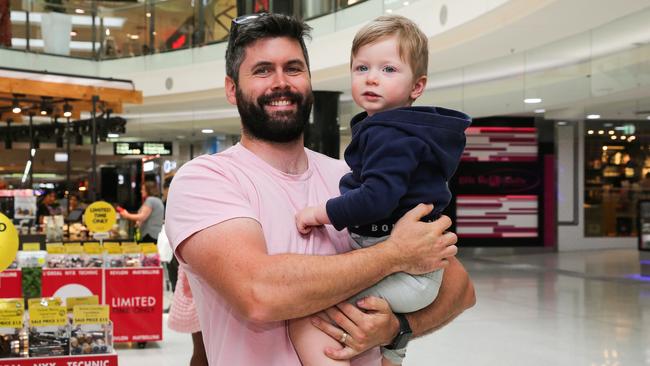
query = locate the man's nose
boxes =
[271,70,290,89]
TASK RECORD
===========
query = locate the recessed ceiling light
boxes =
[608,130,615,135]
[70,31,78,37]
[75,9,85,14]
[587,114,601,119]
[557,121,567,126]
[598,130,604,135]
[201,129,214,134]
[146,12,152,18]
[602,146,608,151]
[611,135,617,140]
[107,133,119,138]
[534,109,545,113]
[524,98,542,104]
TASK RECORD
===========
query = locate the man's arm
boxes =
[311,257,475,359]
[178,204,458,324]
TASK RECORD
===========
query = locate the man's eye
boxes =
[383,66,397,73]
[286,67,303,74]
[355,65,368,72]
[254,68,270,75]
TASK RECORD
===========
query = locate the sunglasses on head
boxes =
[230,13,270,39]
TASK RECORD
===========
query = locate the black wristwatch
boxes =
[385,313,412,350]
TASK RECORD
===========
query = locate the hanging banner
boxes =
[105,267,163,342]
[41,269,103,304]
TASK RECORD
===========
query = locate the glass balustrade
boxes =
[0,0,381,59]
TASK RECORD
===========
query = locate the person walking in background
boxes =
[117,181,165,243]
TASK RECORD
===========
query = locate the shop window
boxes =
[584,121,646,237]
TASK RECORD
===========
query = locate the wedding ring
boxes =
[339,332,348,344]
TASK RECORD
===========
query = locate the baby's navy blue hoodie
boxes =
[326,106,471,237]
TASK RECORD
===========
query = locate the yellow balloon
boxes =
[0,213,19,271]
[84,201,117,233]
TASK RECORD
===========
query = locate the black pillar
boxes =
[304,91,341,159]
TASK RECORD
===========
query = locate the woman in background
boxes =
[117,181,164,243]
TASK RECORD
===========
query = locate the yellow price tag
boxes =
[84,201,117,233]
[46,243,65,254]
[23,242,41,251]
[83,242,102,254]
[0,213,19,271]
[66,296,99,313]
[72,305,110,325]
[29,305,67,327]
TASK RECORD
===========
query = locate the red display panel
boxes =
[105,267,163,342]
[41,269,103,303]
[0,353,118,366]
[0,269,22,298]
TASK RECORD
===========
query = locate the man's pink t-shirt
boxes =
[165,143,381,366]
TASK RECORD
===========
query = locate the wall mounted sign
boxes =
[114,142,172,156]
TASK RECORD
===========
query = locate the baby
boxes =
[292,15,471,366]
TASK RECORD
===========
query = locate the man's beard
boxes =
[236,87,313,143]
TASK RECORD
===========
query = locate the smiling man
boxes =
[165,13,475,366]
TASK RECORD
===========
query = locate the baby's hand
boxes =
[295,207,322,235]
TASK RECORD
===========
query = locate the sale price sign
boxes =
[105,267,163,342]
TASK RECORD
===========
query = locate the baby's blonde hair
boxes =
[351,15,428,79]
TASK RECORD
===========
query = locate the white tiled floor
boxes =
[115,249,650,365]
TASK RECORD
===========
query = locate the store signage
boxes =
[41,269,103,304]
[455,166,541,194]
[0,213,19,271]
[114,141,173,156]
[105,268,163,342]
[0,270,22,298]
[0,353,118,366]
[84,201,117,233]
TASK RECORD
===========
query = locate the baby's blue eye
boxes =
[383,66,397,73]
[356,65,368,72]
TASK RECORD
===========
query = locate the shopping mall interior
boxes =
[0,0,649,365]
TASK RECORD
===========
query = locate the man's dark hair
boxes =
[225,13,312,85]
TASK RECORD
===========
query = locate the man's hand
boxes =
[310,297,398,360]
[385,203,458,275]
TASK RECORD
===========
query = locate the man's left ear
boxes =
[410,75,427,100]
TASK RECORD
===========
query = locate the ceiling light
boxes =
[534,109,545,114]
[598,130,604,135]
[524,98,542,104]
[403,1,409,5]
[611,135,617,140]
[79,186,87,191]
[201,129,214,134]
[107,133,119,138]
[11,98,21,113]
[129,34,140,40]
[385,9,393,13]
[63,103,73,118]
[587,114,601,119]
[146,12,152,18]
[75,9,85,14]
[608,130,615,135]
[602,146,608,151]
[587,130,594,135]
[70,31,77,37]
[105,28,111,36]
[557,121,567,126]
